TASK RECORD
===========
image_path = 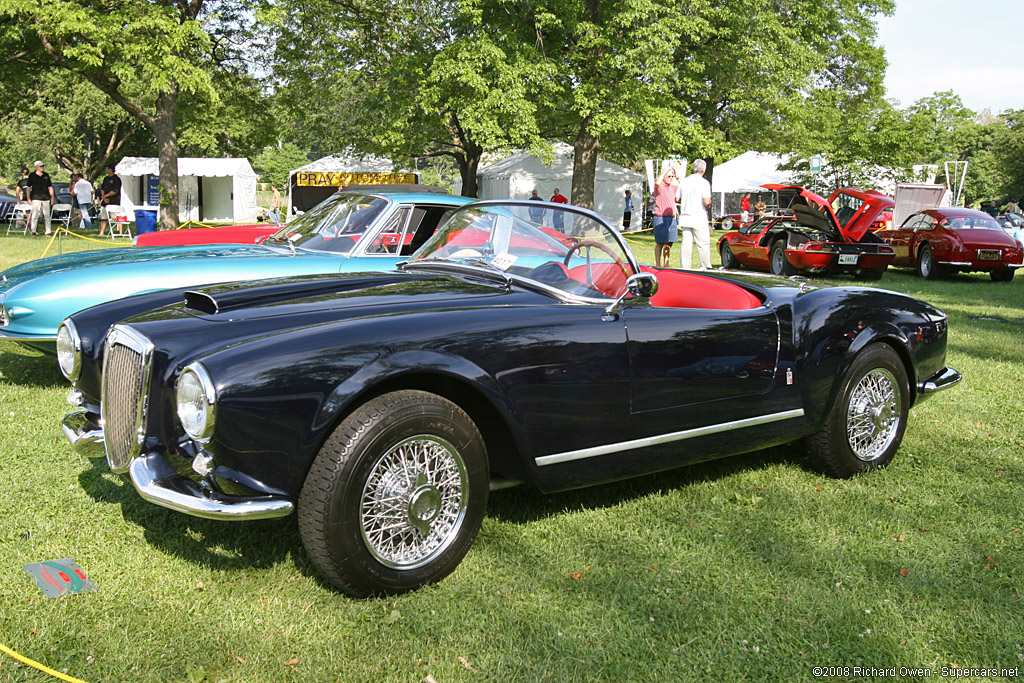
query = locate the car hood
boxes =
[893,183,947,228]
[764,184,894,242]
[0,243,341,290]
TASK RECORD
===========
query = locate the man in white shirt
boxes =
[675,159,713,270]
[71,174,95,231]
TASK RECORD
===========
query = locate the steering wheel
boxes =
[563,240,630,285]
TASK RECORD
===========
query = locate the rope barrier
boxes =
[39,228,128,258]
[0,641,89,683]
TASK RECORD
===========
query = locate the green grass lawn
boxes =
[1,231,1022,682]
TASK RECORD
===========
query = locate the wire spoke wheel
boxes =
[845,368,901,462]
[360,435,468,568]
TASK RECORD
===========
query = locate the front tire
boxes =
[770,240,796,275]
[807,344,910,478]
[917,244,939,279]
[720,242,739,269]
[298,390,489,597]
[720,216,734,230]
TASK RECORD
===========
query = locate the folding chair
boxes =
[6,203,31,236]
[104,205,133,239]
[51,203,74,232]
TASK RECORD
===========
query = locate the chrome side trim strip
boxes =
[535,409,805,467]
[0,333,58,342]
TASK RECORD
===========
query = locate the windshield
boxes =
[940,216,1002,232]
[265,193,388,253]
[405,203,637,300]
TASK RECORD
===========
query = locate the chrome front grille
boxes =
[101,325,155,473]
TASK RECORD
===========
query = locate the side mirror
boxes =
[604,272,658,317]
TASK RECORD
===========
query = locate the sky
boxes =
[874,0,1024,114]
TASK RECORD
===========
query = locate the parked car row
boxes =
[2,190,964,597]
[717,184,1023,281]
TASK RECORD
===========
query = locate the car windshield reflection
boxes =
[405,203,637,300]
[265,193,389,254]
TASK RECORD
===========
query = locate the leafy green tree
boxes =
[0,70,150,183]
[270,0,547,197]
[992,109,1024,201]
[0,0,255,228]
[252,142,310,187]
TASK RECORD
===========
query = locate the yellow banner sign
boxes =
[295,172,417,187]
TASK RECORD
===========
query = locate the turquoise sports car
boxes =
[0,189,472,353]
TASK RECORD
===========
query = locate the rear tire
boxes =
[770,240,796,276]
[720,216,734,231]
[917,244,940,279]
[807,344,910,478]
[990,268,1014,282]
[720,242,739,269]
[298,390,489,597]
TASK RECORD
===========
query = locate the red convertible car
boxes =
[134,223,280,247]
[718,186,895,279]
[874,207,1023,281]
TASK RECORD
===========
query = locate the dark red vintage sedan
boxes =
[717,186,895,280]
[874,207,1023,281]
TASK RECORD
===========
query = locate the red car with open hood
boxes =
[717,186,895,280]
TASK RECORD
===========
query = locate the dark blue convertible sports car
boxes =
[60,200,961,597]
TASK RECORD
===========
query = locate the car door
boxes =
[622,302,781,430]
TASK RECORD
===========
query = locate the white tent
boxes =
[115,157,258,223]
[288,153,416,216]
[710,151,795,218]
[474,143,644,223]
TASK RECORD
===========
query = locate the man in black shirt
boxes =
[98,164,123,236]
[27,160,55,236]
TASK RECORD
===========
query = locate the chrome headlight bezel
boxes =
[56,319,82,382]
[175,362,217,443]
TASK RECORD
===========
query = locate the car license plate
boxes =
[838,254,859,265]
[978,249,1000,260]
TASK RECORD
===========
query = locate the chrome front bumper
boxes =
[62,410,293,521]
[917,366,963,399]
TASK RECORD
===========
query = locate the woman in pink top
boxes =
[652,167,680,267]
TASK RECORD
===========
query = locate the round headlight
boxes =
[176,362,216,442]
[56,320,82,381]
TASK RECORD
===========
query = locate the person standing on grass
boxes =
[528,189,545,222]
[71,173,95,231]
[652,167,680,268]
[550,187,568,230]
[622,189,633,230]
[16,167,30,203]
[27,160,54,236]
[675,159,712,270]
[269,185,283,223]
[740,193,751,223]
[98,164,122,236]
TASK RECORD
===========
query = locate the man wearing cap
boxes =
[27,160,55,236]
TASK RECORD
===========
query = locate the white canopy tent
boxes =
[115,157,258,223]
[472,143,644,223]
[710,151,795,218]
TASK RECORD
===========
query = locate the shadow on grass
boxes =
[76,457,301,572]
[0,342,64,387]
[487,443,806,526]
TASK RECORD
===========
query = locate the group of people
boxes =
[739,192,767,223]
[528,188,569,228]
[651,160,714,269]
[14,162,124,236]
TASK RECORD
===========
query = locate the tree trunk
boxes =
[571,120,599,210]
[154,87,180,230]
